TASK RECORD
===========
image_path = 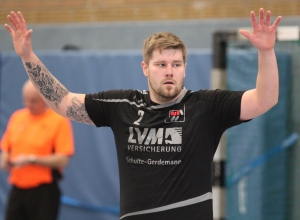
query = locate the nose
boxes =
[165,64,173,77]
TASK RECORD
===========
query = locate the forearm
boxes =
[21,53,70,115]
[0,151,11,170]
[11,154,70,168]
[30,154,70,168]
[256,49,279,107]
[21,53,93,124]
[240,49,279,120]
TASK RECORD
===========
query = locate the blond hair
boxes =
[142,32,187,65]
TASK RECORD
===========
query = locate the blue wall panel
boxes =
[226,47,291,220]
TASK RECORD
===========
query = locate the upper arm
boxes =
[53,154,71,168]
[52,121,74,168]
[60,93,94,125]
[54,118,75,155]
[240,89,274,121]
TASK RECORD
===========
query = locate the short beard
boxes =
[149,80,183,102]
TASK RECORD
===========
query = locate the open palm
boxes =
[4,11,33,58]
[240,8,282,51]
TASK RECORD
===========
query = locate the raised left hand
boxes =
[239,8,282,51]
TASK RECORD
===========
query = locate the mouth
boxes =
[163,81,174,85]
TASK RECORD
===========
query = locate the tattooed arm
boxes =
[24,59,93,124]
[4,11,94,125]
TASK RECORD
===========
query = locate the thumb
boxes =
[25,29,33,40]
[239,30,251,40]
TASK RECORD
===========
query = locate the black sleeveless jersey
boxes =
[85,88,246,220]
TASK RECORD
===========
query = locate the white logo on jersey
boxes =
[128,127,182,145]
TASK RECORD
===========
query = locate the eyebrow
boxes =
[153,60,184,63]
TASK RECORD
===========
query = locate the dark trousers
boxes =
[5,181,61,220]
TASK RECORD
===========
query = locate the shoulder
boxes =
[9,108,28,119]
[47,109,71,123]
[190,89,245,101]
[86,89,148,101]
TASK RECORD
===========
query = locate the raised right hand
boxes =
[4,11,34,59]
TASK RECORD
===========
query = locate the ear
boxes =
[184,63,187,78]
[141,61,149,77]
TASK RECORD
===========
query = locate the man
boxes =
[4,8,281,219]
[0,80,74,220]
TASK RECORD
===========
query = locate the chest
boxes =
[7,117,57,152]
[112,103,216,147]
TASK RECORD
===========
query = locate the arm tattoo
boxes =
[66,97,93,124]
[25,62,68,108]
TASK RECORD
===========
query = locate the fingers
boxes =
[4,11,31,39]
[4,24,13,36]
[5,11,24,32]
[265,10,271,26]
[7,14,17,31]
[251,8,269,30]
[250,11,258,32]
[259,8,264,25]
[17,11,28,34]
[272,16,282,29]
[10,11,21,30]
[251,8,282,31]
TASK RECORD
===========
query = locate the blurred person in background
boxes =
[3,8,281,220]
[0,80,74,220]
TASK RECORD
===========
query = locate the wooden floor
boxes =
[1,0,300,24]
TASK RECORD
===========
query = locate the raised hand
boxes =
[4,11,33,59]
[239,8,282,51]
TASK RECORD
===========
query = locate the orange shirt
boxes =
[1,108,74,189]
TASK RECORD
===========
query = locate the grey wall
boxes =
[1,16,300,52]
